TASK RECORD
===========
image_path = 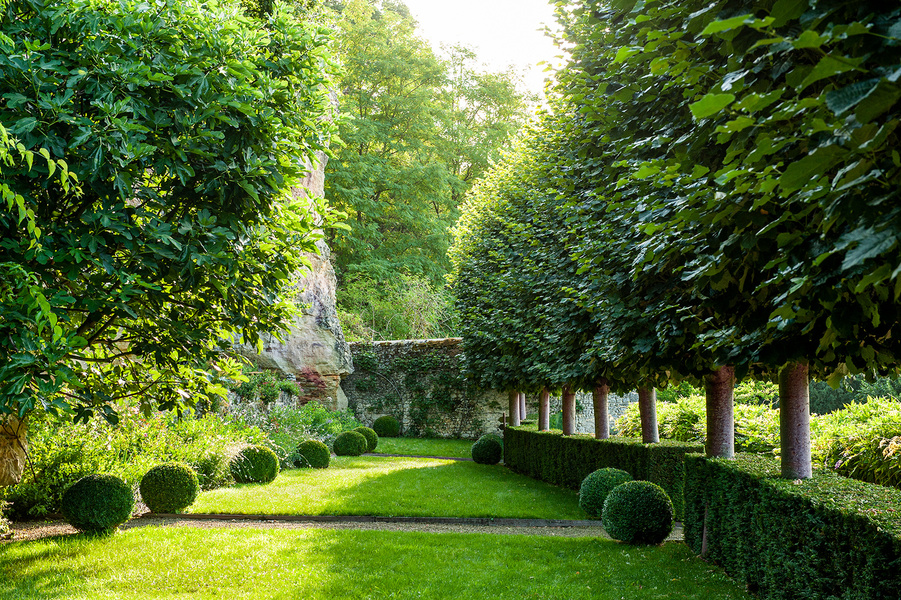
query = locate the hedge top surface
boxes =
[692,453,901,538]
[508,427,704,449]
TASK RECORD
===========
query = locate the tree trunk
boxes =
[519,392,527,421]
[779,361,812,479]
[508,389,521,427]
[638,386,659,443]
[593,378,610,439]
[562,384,576,435]
[705,366,735,458]
[0,415,28,487]
[538,387,550,431]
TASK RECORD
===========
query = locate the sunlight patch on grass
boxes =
[190,456,583,519]
[0,527,754,600]
[373,437,475,458]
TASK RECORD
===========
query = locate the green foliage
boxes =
[353,426,378,452]
[60,474,134,534]
[0,501,10,540]
[578,468,633,518]
[294,439,331,469]
[229,445,280,484]
[333,431,368,456]
[325,0,532,289]
[602,481,673,546]
[470,436,502,465]
[372,415,401,438]
[337,274,459,341]
[139,463,200,514]
[684,453,901,600]
[232,372,282,404]
[4,410,263,519]
[504,427,701,520]
[0,0,335,423]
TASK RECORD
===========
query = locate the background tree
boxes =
[0,0,335,424]
[322,0,534,339]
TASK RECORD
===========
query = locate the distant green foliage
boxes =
[139,464,200,514]
[471,436,502,465]
[0,501,10,540]
[373,415,401,438]
[354,427,378,452]
[602,481,673,545]
[61,474,134,534]
[338,274,459,341]
[294,440,331,469]
[333,431,368,456]
[579,468,633,518]
[230,446,280,484]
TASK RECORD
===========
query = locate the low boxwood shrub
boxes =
[602,480,673,545]
[334,431,368,456]
[579,468,633,518]
[471,435,502,465]
[295,439,331,468]
[503,427,700,519]
[230,445,280,484]
[354,426,378,452]
[139,463,200,513]
[60,474,134,534]
[372,415,400,437]
[684,453,901,600]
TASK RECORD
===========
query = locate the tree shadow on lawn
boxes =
[192,457,585,520]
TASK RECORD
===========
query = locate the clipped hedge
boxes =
[139,463,199,513]
[503,427,701,520]
[684,453,901,600]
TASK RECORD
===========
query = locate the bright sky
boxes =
[401,0,562,97]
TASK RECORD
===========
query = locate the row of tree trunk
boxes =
[505,360,811,480]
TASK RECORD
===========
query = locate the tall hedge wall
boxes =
[684,453,901,600]
[504,426,701,520]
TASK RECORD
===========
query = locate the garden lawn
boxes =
[0,527,753,600]
[372,436,474,458]
[191,456,582,519]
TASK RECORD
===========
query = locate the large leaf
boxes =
[689,93,735,119]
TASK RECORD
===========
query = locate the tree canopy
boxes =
[0,0,335,422]
[451,0,901,395]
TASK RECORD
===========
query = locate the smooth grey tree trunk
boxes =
[593,378,610,439]
[508,389,521,427]
[779,361,812,479]
[538,387,550,431]
[638,386,659,443]
[705,366,735,458]
[519,392,527,421]
[562,384,576,435]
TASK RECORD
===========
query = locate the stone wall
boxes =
[341,338,639,439]
[341,339,506,440]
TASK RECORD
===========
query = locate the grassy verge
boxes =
[372,437,475,458]
[0,527,753,600]
[191,456,582,519]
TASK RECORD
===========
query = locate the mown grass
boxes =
[0,527,753,600]
[191,456,583,519]
[372,436,475,458]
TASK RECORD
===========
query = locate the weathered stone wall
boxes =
[341,339,506,440]
[545,390,638,435]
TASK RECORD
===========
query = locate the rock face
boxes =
[0,416,27,487]
[236,150,353,410]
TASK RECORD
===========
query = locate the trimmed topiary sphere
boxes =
[61,474,134,534]
[334,430,368,456]
[602,480,674,545]
[579,468,633,518]
[471,435,502,465]
[295,439,331,468]
[140,463,200,513]
[354,426,378,452]
[230,445,280,484]
[372,415,400,437]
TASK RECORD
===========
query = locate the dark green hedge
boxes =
[684,453,901,600]
[503,427,701,520]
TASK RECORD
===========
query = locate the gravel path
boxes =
[6,514,684,543]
